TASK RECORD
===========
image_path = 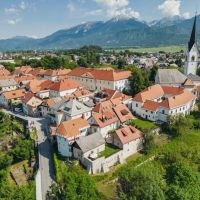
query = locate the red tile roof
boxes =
[14,76,35,84]
[21,92,35,103]
[115,125,144,145]
[57,118,89,138]
[3,89,26,100]
[113,104,134,123]
[68,68,131,81]
[92,109,119,128]
[26,79,54,93]
[49,79,80,92]
[44,69,71,77]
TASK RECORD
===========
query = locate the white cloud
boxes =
[182,12,190,19]
[85,9,102,16]
[67,3,75,12]
[158,0,180,17]
[96,0,129,9]
[158,0,190,19]
[4,7,19,13]
[6,19,21,25]
[5,1,27,14]
[95,0,140,18]
[20,1,26,10]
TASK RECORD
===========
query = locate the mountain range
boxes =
[0,15,200,51]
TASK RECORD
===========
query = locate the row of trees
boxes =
[0,111,35,199]
[47,152,100,200]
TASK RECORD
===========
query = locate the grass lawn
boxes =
[93,152,142,199]
[130,118,158,132]
[8,160,32,186]
[100,144,120,158]
[110,45,184,53]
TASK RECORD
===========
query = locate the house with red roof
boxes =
[132,84,196,122]
[49,79,80,98]
[55,118,90,157]
[22,93,43,117]
[0,89,26,107]
[68,68,131,92]
[111,125,144,158]
[43,69,71,81]
[89,109,120,138]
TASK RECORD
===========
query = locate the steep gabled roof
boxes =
[188,16,197,52]
[74,132,105,153]
[57,118,89,139]
[3,89,26,100]
[49,79,80,92]
[115,125,144,145]
[156,69,187,84]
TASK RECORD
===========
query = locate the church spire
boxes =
[188,15,197,51]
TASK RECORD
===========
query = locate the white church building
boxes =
[184,16,200,75]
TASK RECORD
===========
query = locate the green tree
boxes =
[12,139,34,162]
[149,65,158,82]
[167,115,192,137]
[129,67,145,95]
[77,57,88,68]
[118,163,165,200]
[166,161,200,200]
[197,67,200,77]
[117,58,126,69]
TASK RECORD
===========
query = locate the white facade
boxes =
[89,117,120,138]
[68,74,129,92]
[0,85,17,92]
[57,127,89,157]
[49,88,77,98]
[184,44,200,75]
[132,99,196,123]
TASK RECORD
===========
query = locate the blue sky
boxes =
[0,0,199,39]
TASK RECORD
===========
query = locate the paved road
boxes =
[2,109,55,200]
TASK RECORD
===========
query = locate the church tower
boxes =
[184,16,199,75]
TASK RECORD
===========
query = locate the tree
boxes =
[117,58,126,69]
[129,67,145,95]
[77,57,88,68]
[12,139,34,162]
[118,163,165,200]
[167,115,192,137]
[149,65,158,82]
[166,161,200,200]
[197,67,200,77]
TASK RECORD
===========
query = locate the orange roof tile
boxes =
[92,100,113,113]
[68,68,131,81]
[14,76,35,84]
[49,79,80,92]
[44,69,71,77]
[57,118,89,138]
[133,84,164,102]
[113,104,133,123]
[142,90,196,111]
[143,100,160,111]
[73,88,92,98]
[26,79,54,93]
[21,92,34,103]
[115,125,144,145]
[92,109,119,128]
[183,79,194,86]
[3,89,26,100]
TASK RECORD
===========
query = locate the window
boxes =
[136,103,138,107]
[191,56,195,62]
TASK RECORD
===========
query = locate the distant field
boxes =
[108,45,185,53]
